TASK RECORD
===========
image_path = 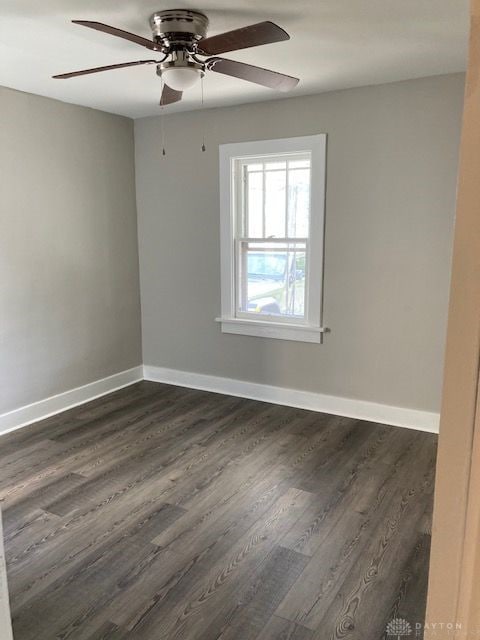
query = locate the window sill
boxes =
[215,317,325,343]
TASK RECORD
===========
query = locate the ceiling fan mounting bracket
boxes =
[149,9,209,46]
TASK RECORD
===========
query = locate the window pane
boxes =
[238,242,306,319]
[265,170,286,238]
[288,159,310,169]
[288,168,310,237]
[265,161,286,171]
[247,171,263,237]
[246,163,263,172]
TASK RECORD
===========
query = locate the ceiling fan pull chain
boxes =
[201,76,206,153]
[160,77,166,156]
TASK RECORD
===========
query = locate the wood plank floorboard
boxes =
[0,381,437,640]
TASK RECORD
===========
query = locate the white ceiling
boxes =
[0,0,469,119]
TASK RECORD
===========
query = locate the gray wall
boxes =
[135,74,464,413]
[0,87,142,415]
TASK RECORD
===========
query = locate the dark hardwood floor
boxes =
[0,381,437,640]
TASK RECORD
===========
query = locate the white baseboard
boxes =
[0,363,439,437]
[0,366,143,436]
[143,365,440,434]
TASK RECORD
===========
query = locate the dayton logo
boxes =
[386,618,412,639]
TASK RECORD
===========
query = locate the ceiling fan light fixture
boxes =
[157,53,205,92]
[162,66,202,91]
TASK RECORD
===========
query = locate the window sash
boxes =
[235,238,310,324]
[236,152,312,240]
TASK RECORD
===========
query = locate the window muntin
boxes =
[234,153,311,324]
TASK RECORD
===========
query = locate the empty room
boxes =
[1,1,479,639]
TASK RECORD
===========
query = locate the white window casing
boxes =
[217,135,327,343]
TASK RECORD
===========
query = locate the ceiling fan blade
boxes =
[53,59,157,79]
[160,84,183,106]
[198,21,289,55]
[72,20,160,51]
[207,57,299,92]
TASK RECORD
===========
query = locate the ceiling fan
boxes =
[53,10,299,105]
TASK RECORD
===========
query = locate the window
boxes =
[217,135,326,343]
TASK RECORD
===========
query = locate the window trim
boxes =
[218,134,327,343]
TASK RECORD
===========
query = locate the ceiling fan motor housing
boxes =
[149,9,209,46]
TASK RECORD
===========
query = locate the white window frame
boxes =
[217,134,327,343]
